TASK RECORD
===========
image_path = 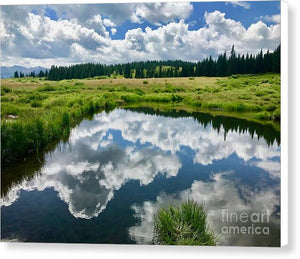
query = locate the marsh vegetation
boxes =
[154,201,216,246]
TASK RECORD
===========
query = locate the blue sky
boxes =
[37,1,281,39]
[1,1,281,68]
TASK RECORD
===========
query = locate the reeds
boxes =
[153,201,216,246]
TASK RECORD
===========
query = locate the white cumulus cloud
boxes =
[130,2,193,25]
[261,14,281,24]
[227,1,251,9]
[110,28,117,36]
[1,6,280,68]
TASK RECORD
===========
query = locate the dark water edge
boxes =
[127,107,280,145]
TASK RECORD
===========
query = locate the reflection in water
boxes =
[129,107,280,146]
[1,153,45,196]
[129,172,280,246]
[1,108,280,246]
[2,140,181,219]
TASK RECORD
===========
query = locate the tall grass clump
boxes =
[1,87,12,94]
[121,94,142,103]
[37,85,56,92]
[153,201,216,246]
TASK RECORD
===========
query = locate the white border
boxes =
[280,0,288,247]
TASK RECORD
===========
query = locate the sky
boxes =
[0,1,281,68]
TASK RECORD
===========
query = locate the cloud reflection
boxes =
[71,109,280,166]
[1,140,181,219]
[1,109,280,223]
[129,172,280,246]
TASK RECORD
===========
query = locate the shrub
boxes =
[145,95,172,103]
[204,103,222,109]
[95,76,107,79]
[266,104,277,112]
[238,94,251,100]
[87,101,95,115]
[226,103,246,112]
[104,100,116,111]
[143,80,148,84]
[1,87,12,94]
[31,100,42,108]
[121,94,141,103]
[256,112,271,120]
[171,94,184,102]
[133,88,145,95]
[255,91,266,97]
[61,111,70,138]
[1,97,10,102]
[212,88,220,93]
[38,85,55,92]
[153,201,216,246]
[272,109,280,121]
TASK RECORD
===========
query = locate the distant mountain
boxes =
[1,66,47,78]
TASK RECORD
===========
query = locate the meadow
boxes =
[1,73,280,164]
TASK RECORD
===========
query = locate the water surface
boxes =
[1,108,280,246]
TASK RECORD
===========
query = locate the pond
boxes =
[1,108,281,246]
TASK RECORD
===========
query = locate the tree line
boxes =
[15,45,280,80]
[14,69,49,78]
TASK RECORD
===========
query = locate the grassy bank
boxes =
[154,201,216,246]
[1,74,280,164]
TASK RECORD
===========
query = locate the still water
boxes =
[1,108,280,246]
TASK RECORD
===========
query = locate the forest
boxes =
[14,45,280,81]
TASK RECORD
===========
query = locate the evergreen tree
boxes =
[38,70,45,77]
[124,64,131,78]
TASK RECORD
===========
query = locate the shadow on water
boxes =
[1,154,44,197]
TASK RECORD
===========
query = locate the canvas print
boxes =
[1,1,281,246]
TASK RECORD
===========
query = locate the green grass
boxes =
[1,74,280,164]
[153,201,216,246]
